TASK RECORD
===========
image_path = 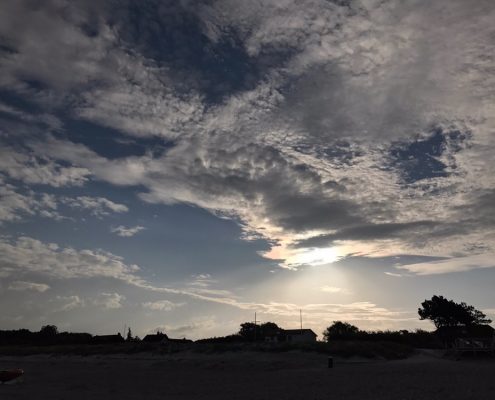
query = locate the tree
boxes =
[238,322,281,341]
[38,325,59,345]
[323,321,359,341]
[260,322,281,337]
[40,325,58,336]
[126,327,133,341]
[418,295,491,329]
[238,322,256,341]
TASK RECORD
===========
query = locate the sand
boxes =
[1,350,494,399]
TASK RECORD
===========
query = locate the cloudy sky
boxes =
[0,0,494,339]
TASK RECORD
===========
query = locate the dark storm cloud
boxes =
[0,1,115,93]
[278,62,426,142]
[333,253,449,269]
[107,0,263,102]
[474,190,495,227]
[264,192,362,232]
[134,140,365,233]
[453,189,495,230]
[294,221,438,248]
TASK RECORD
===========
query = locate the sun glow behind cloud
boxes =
[263,238,390,269]
[287,246,341,267]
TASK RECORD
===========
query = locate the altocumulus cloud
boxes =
[0,146,90,188]
[5,0,491,273]
[0,236,141,282]
[62,196,128,217]
[111,225,146,237]
[93,293,126,310]
[0,183,64,223]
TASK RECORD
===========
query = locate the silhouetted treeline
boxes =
[346,329,441,348]
[1,325,96,346]
[195,334,244,344]
[197,322,288,344]
[0,329,36,346]
[323,321,442,347]
[197,323,442,348]
[323,320,495,348]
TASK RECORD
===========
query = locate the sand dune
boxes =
[1,351,494,399]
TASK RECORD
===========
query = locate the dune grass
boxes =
[0,340,414,360]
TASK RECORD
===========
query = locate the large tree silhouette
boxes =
[238,322,281,341]
[323,321,360,341]
[418,295,491,329]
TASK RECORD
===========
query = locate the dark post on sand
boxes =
[328,357,333,368]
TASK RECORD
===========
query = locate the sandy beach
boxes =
[1,351,494,400]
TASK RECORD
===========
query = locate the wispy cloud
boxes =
[320,286,352,295]
[0,147,90,187]
[0,235,404,323]
[142,300,184,311]
[188,274,216,288]
[8,281,50,292]
[93,293,125,310]
[0,181,130,224]
[151,317,217,339]
[384,272,403,278]
[396,253,495,275]
[62,196,128,217]
[55,295,85,312]
[0,182,65,223]
[0,236,140,281]
[111,225,145,237]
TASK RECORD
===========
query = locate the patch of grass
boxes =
[0,342,172,356]
[191,341,413,359]
[0,340,414,360]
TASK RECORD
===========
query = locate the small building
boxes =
[437,324,495,348]
[142,332,169,343]
[91,333,125,345]
[283,329,317,343]
[264,332,280,343]
[265,328,317,343]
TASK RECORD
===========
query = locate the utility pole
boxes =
[254,312,257,342]
[300,309,303,333]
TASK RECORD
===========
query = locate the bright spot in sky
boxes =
[288,247,341,267]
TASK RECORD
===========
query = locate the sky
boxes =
[0,0,494,340]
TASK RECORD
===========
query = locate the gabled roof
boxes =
[142,332,169,342]
[283,329,317,336]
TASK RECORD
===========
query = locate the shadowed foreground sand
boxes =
[1,351,494,399]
